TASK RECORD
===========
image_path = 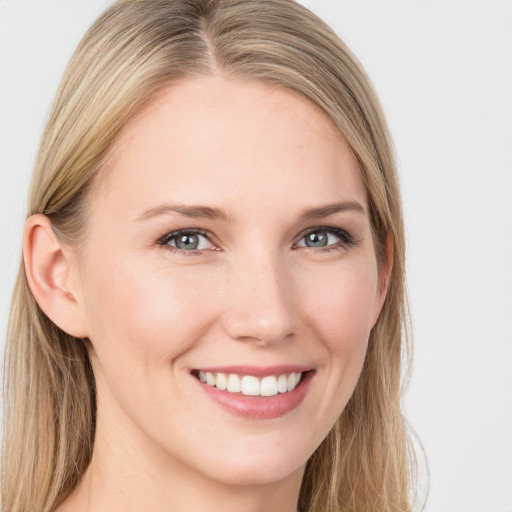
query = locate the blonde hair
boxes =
[2,1,417,510]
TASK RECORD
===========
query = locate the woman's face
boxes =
[71,76,387,488]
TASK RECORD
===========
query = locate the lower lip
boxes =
[196,371,314,420]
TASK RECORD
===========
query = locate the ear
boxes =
[372,234,394,326]
[23,214,89,338]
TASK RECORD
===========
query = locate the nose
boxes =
[220,253,297,346]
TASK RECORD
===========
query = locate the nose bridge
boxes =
[221,248,296,344]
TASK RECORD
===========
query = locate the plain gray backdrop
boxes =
[1,1,511,511]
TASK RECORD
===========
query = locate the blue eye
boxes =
[296,228,352,249]
[159,230,213,251]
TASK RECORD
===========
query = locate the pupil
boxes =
[176,234,199,250]
[306,231,327,247]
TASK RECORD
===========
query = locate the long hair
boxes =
[2,1,416,510]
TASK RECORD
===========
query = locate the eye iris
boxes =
[175,234,199,250]
[305,231,328,247]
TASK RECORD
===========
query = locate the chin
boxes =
[188,436,310,487]
[205,461,304,488]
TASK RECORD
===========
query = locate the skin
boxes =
[27,76,389,512]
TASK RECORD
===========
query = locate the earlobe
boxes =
[23,214,89,338]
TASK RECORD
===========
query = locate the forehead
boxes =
[93,76,367,217]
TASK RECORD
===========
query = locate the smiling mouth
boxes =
[192,370,306,397]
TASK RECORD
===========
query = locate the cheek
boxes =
[301,256,380,347]
[299,257,379,420]
[80,251,222,368]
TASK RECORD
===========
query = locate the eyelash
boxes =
[157,226,356,254]
[294,226,356,252]
[157,229,214,255]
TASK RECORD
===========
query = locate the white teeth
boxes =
[216,372,227,390]
[227,373,242,393]
[241,376,260,396]
[287,372,301,392]
[260,376,278,396]
[277,374,288,393]
[197,371,304,396]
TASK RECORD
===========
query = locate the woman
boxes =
[2,0,416,511]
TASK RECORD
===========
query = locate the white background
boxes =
[0,1,511,511]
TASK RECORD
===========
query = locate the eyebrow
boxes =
[136,204,230,222]
[298,201,366,221]
[136,200,365,222]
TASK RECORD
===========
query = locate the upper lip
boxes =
[192,365,313,377]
